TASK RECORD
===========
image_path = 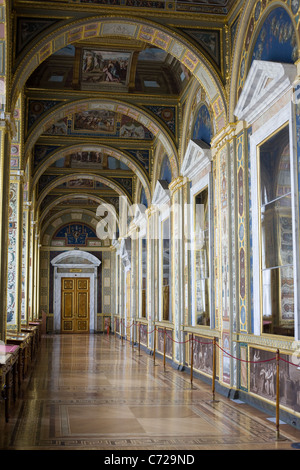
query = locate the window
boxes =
[259,125,294,336]
[194,187,210,326]
[162,217,171,321]
[141,237,147,318]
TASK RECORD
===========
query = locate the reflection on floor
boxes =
[1,334,300,450]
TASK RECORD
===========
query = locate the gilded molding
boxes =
[168,175,188,195]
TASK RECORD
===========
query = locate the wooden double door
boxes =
[61,277,90,333]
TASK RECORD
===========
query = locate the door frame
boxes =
[61,277,90,333]
[51,251,101,333]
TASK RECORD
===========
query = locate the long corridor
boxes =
[1,333,300,452]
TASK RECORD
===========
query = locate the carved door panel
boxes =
[61,278,90,333]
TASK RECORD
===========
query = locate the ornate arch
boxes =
[39,193,113,227]
[41,208,100,243]
[51,250,101,267]
[25,98,179,178]
[179,79,216,165]
[32,143,151,205]
[11,16,227,129]
[36,172,130,213]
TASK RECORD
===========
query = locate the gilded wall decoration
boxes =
[7,184,18,327]
[34,145,61,168]
[16,18,57,55]
[182,29,221,67]
[237,134,248,333]
[112,177,133,196]
[28,0,237,14]
[126,149,150,173]
[21,210,28,323]
[28,100,62,131]
[145,106,176,135]
[230,13,240,51]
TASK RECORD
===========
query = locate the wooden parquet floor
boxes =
[1,334,300,453]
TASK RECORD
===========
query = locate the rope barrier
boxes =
[120,319,135,329]
[278,356,300,368]
[113,318,300,368]
[112,317,299,440]
[165,330,191,344]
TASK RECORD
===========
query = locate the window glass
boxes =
[162,218,171,321]
[259,125,294,336]
[194,188,210,326]
[141,237,147,318]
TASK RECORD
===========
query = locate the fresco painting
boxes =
[251,7,297,64]
[81,49,131,89]
[192,104,212,145]
[54,223,98,246]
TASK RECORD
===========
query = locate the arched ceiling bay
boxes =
[13,1,239,243]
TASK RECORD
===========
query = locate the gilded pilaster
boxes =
[21,201,31,324]
[182,177,191,327]
[128,222,138,344]
[29,214,36,321]
[169,176,188,366]
[211,123,239,389]
[34,233,41,319]
[294,60,300,340]
[7,170,24,332]
[0,118,11,342]
[145,204,159,351]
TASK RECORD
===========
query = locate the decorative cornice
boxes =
[234,60,296,125]
[181,139,212,179]
[151,179,170,206]
[0,112,17,138]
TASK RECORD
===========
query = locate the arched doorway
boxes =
[51,251,101,333]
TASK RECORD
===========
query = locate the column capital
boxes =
[169,176,189,195]
[211,122,239,156]
[0,112,17,138]
[10,169,25,182]
[145,204,160,218]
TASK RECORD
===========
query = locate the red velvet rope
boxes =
[114,319,300,368]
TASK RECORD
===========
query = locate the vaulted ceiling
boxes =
[12,0,243,245]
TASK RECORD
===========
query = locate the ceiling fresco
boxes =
[13,0,239,241]
[19,0,237,14]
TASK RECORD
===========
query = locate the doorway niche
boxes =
[51,250,101,333]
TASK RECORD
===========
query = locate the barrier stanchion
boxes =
[190,334,194,387]
[276,349,280,439]
[115,318,118,342]
[212,337,218,402]
[275,349,287,441]
[132,320,135,350]
[163,327,166,370]
[153,327,156,365]
[138,323,141,356]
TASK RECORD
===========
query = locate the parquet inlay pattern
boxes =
[1,334,300,450]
